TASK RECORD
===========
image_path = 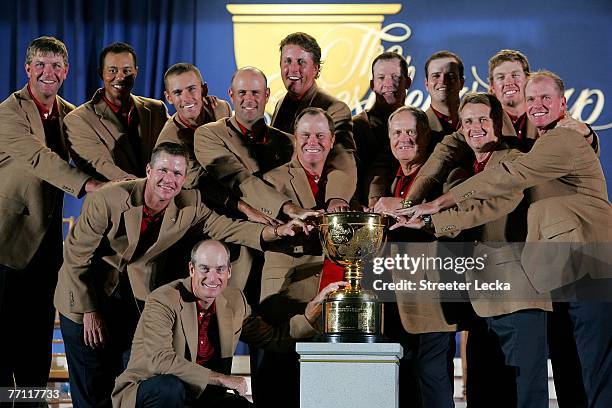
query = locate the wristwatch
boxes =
[400,199,413,209]
[421,214,433,230]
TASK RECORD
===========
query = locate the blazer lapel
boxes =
[426,107,444,133]
[224,118,259,173]
[123,180,146,258]
[288,160,317,209]
[56,97,72,156]
[145,198,182,257]
[179,278,199,361]
[17,87,45,144]
[135,97,153,158]
[501,110,517,137]
[215,293,235,357]
[92,91,142,171]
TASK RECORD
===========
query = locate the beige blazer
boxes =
[407,114,600,204]
[271,83,357,203]
[65,89,168,180]
[156,98,231,188]
[0,86,90,268]
[261,158,324,304]
[432,148,552,317]
[53,179,266,323]
[194,116,294,218]
[448,128,612,292]
[112,277,316,408]
[387,166,460,334]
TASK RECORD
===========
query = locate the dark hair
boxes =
[371,51,408,79]
[190,239,231,266]
[388,106,431,143]
[526,70,565,96]
[459,92,504,133]
[424,50,464,78]
[26,36,68,66]
[293,107,335,135]
[150,142,189,166]
[98,42,137,71]
[488,49,530,84]
[230,66,268,89]
[164,63,204,90]
[279,32,322,67]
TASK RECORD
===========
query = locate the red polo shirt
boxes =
[507,112,528,141]
[27,84,59,121]
[393,165,422,199]
[431,106,460,133]
[195,300,217,365]
[102,93,135,127]
[177,113,198,131]
[304,166,345,292]
[473,152,493,175]
[236,119,269,144]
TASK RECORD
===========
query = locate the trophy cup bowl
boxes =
[316,211,391,342]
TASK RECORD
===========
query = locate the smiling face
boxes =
[525,77,566,129]
[101,52,137,104]
[280,44,319,99]
[389,110,427,165]
[371,58,409,109]
[229,69,270,128]
[164,71,205,126]
[189,241,232,303]
[295,112,335,171]
[461,103,499,154]
[490,60,527,110]
[425,57,464,106]
[145,152,187,203]
[25,52,68,100]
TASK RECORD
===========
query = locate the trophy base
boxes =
[313,332,387,343]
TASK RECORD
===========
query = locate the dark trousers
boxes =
[60,286,142,408]
[0,219,62,388]
[551,276,612,408]
[385,304,455,408]
[467,310,548,408]
[548,302,587,408]
[566,300,612,408]
[136,374,253,408]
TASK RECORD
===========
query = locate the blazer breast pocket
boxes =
[540,218,581,242]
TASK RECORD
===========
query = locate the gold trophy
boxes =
[317,212,391,342]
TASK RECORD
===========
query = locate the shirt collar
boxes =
[102,92,133,115]
[235,119,250,135]
[177,112,198,131]
[196,299,216,315]
[431,106,459,129]
[27,84,59,120]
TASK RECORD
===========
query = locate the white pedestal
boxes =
[296,342,403,408]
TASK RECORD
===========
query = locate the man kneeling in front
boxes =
[113,239,342,407]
